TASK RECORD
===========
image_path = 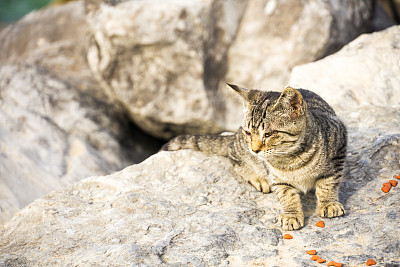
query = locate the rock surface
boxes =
[289,25,400,111]
[1,108,400,266]
[0,2,163,223]
[85,0,237,138]
[0,63,162,222]
[85,0,375,137]
[224,0,373,91]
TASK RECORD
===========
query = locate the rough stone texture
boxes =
[0,0,92,89]
[85,0,246,138]
[1,106,400,266]
[0,2,163,223]
[85,0,375,137]
[0,63,162,223]
[224,0,373,90]
[289,25,400,111]
[221,0,375,129]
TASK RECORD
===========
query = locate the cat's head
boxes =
[227,83,307,158]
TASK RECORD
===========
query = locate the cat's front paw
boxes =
[279,213,304,231]
[248,177,271,193]
[318,202,345,218]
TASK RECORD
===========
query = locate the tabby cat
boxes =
[161,84,347,231]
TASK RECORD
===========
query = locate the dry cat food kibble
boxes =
[311,255,321,261]
[327,261,343,267]
[381,185,391,193]
[366,259,376,265]
[381,178,399,193]
[380,176,400,193]
[307,251,343,266]
[381,182,392,193]
[283,234,293,239]
[315,220,325,228]
[383,182,392,187]
[389,180,398,187]
[306,249,317,255]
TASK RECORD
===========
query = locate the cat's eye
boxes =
[264,132,273,138]
[242,129,251,136]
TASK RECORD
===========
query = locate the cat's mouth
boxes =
[250,147,274,156]
[250,147,288,158]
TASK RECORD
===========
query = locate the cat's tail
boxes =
[160,132,236,158]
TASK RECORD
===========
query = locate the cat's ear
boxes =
[274,87,305,119]
[226,83,249,101]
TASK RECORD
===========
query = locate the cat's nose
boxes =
[251,141,263,153]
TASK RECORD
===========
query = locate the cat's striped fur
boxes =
[161,84,347,230]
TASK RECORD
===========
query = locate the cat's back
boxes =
[297,89,347,160]
[297,89,336,115]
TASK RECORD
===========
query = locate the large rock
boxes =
[85,0,375,137]
[0,2,163,223]
[221,0,375,129]
[289,25,400,111]
[0,105,399,265]
[85,0,246,138]
[0,0,90,86]
[224,0,374,91]
[0,62,163,223]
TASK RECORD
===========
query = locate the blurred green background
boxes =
[0,0,53,22]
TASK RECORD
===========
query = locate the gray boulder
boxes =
[0,2,162,223]
[289,25,400,111]
[0,62,162,223]
[0,0,90,85]
[85,0,245,139]
[222,0,376,129]
[224,0,374,91]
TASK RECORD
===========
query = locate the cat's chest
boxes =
[266,154,326,193]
